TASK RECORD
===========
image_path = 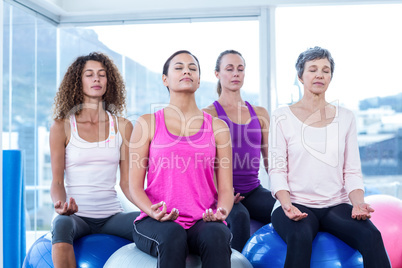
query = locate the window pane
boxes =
[9,5,37,232]
[2,3,11,144]
[276,4,402,198]
[89,20,261,117]
[2,6,261,251]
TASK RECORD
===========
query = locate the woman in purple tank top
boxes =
[203,50,276,252]
[130,50,233,268]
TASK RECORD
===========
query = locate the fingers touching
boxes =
[54,197,78,216]
[203,207,227,222]
[151,201,179,222]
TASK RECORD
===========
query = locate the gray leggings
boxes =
[51,211,140,245]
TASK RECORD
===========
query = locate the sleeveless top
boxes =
[213,101,261,193]
[65,111,123,218]
[135,109,217,229]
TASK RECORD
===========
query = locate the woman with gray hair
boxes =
[268,46,390,267]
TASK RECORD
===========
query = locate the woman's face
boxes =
[81,60,107,100]
[299,58,332,95]
[216,53,245,92]
[162,53,200,93]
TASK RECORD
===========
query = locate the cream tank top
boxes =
[65,111,123,218]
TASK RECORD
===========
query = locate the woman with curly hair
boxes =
[50,52,139,268]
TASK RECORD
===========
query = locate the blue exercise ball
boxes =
[242,224,363,268]
[23,233,131,268]
[250,219,265,236]
[74,234,132,267]
[23,234,53,268]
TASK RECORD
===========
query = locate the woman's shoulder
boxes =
[133,113,156,128]
[250,104,270,117]
[210,116,229,131]
[51,118,70,133]
[336,106,357,126]
[202,103,218,117]
[133,113,158,135]
[337,105,353,115]
[336,105,355,118]
[271,105,290,116]
[116,116,134,137]
[50,118,71,145]
[116,116,133,128]
[210,116,230,145]
[130,113,157,144]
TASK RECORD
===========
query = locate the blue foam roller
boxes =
[3,149,26,268]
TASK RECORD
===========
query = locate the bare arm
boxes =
[118,117,135,204]
[129,114,178,222]
[203,104,244,203]
[49,119,78,215]
[255,106,270,174]
[204,118,233,222]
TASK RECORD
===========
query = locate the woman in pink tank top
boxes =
[130,50,233,268]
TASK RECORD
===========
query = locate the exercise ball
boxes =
[250,219,264,235]
[365,194,402,268]
[74,234,132,267]
[242,224,363,268]
[104,243,253,268]
[23,233,131,268]
[23,233,53,268]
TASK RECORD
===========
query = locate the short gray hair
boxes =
[295,46,335,79]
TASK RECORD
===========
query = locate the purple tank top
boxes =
[213,101,261,193]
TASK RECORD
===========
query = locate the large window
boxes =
[275,4,402,199]
[2,2,260,250]
[89,21,261,117]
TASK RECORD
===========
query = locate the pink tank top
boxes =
[135,109,217,229]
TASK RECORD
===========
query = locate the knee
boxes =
[200,224,231,248]
[159,223,187,249]
[227,205,250,226]
[52,215,74,233]
[230,207,250,221]
[51,215,74,244]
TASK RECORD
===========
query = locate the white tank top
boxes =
[65,111,123,218]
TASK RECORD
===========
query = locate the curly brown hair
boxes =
[53,52,126,119]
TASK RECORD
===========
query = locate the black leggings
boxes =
[51,212,140,244]
[271,203,391,268]
[133,217,232,268]
[226,185,276,251]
